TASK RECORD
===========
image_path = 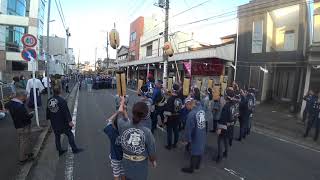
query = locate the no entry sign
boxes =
[21,34,37,47]
[21,48,37,62]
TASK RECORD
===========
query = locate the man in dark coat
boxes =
[47,87,83,156]
[5,89,34,163]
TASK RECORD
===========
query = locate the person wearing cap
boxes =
[215,91,234,163]
[163,84,182,150]
[181,88,207,173]
[151,80,165,133]
[116,97,157,180]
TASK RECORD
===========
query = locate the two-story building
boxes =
[236,0,309,111]
[116,45,129,65]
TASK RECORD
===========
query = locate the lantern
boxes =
[208,79,213,90]
[167,77,173,91]
[163,42,174,57]
[109,29,120,49]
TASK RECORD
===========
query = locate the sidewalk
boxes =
[0,83,76,180]
[252,102,320,150]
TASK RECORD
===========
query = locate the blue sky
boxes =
[48,0,249,63]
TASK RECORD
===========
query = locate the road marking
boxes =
[253,128,320,153]
[224,168,245,180]
[65,89,80,180]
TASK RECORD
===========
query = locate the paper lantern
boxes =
[109,29,120,49]
[137,79,144,94]
[163,42,174,57]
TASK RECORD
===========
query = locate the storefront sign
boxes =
[191,59,223,76]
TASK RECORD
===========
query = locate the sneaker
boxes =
[236,138,242,142]
[181,167,194,174]
[165,145,172,150]
[223,151,228,158]
[59,150,67,156]
[72,148,84,154]
[209,130,216,133]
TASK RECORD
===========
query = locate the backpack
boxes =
[173,97,183,113]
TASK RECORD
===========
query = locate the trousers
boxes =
[54,129,78,152]
[17,125,32,161]
[305,115,320,140]
[166,118,179,146]
[217,129,228,158]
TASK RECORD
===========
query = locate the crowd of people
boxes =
[104,74,257,180]
[3,74,76,164]
[78,74,116,91]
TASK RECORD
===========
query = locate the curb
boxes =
[15,84,78,180]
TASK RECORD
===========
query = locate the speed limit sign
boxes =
[21,34,38,47]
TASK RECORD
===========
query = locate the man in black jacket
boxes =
[5,89,34,163]
[47,87,83,156]
[164,84,182,150]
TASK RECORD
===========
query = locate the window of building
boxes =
[283,30,295,51]
[130,32,137,42]
[12,61,28,71]
[7,0,27,16]
[314,2,320,43]
[146,45,152,57]
[5,26,26,52]
[252,20,263,53]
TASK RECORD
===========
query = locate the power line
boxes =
[143,0,213,35]
[58,0,67,26]
[178,0,312,27]
[54,0,66,30]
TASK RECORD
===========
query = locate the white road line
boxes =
[65,89,80,180]
[224,168,245,180]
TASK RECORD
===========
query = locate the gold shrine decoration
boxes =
[183,77,190,96]
[208,79,213,90]
[116,72,126,96]
[110,29,120,49]
[137,79,144,94]
[163,42,174,57]
[168,77,173,91]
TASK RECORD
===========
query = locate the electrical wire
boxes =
[178,0,313,27]
[54,0,66,30]
[58,0,67,26]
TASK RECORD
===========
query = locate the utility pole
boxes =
[66,28,71,75]
[46,0,51,99]
[162,0,169,89]
[94,47,97,71]
[106,31,109,69]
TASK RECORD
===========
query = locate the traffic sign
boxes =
[21,48,37,62]
[21,34,37,47]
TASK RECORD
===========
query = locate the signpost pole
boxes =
[30,57,40,127]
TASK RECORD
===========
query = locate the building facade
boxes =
[0,0,46,81]
[116,45,129,64]
[129,16,144,61]
[236,0,309,111]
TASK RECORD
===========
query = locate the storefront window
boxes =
[7,0,27,16]
[5,26,26,52]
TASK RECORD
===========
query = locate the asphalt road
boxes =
[37,88,320,180]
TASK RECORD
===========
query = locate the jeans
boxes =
[54,129,78,152]
[189,155,202,170]
[152,106,164,132]
[87,84,92,92]
[227,125,234,145]
[217,129,228,158]
[303,108,308,123]
[239,115,248,139]
[166,118,179,146]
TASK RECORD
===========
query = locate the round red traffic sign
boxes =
[21,48,37,62]
[21,34,38,47]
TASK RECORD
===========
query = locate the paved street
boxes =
[28,88,320,180]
